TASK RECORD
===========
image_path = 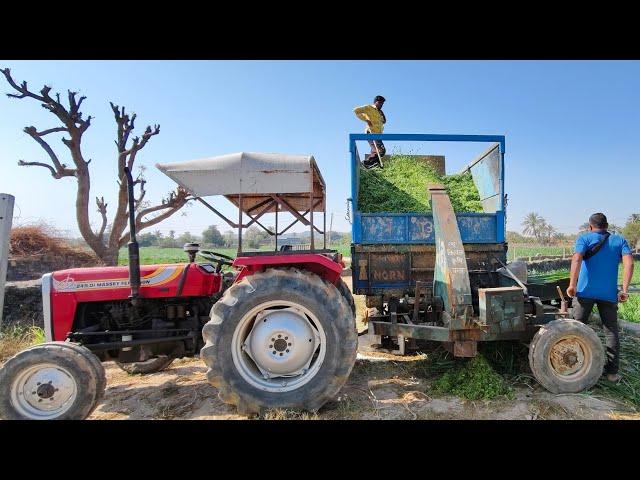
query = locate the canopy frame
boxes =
[158,152,327,255]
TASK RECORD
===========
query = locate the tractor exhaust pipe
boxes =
[124,167,141,305]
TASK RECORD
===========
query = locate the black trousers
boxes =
[572,296,619,374]
[366,139,386,161]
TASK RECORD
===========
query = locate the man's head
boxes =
[589,212,608,231]
[373,95,385,109]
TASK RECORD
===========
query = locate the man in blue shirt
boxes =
[567,212,634,382]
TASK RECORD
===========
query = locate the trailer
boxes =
[350,133,605,393]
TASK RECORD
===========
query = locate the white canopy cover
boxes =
[156,152,324,197]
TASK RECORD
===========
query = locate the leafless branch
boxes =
[22,126,76,177]
[96,196,108,239]
[17,160,58,177]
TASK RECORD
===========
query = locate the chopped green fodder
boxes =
[358,155,483,213]
[431,354,514,401]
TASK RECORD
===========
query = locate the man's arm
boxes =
[567,235,587,297]
[620,254,634,302]
[353,105,373,125]
[567,252,583,298]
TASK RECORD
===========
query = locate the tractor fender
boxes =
[232,253,344,285]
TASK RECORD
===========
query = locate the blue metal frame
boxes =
[349,133,506,244]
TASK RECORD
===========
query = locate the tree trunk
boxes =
[100,246,120,267]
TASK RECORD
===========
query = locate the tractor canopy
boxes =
[156,152,326,214]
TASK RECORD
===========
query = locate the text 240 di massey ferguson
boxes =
[0,152,357,419]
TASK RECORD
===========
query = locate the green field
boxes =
[509,245,573,260]
[118,244,352,266]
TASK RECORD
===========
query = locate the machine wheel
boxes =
[116,356,175,375]
[201,268,357,415]
[0,342,102,420]
[336,277,356,317]
[58,342,107,404]
[528,319,605,394]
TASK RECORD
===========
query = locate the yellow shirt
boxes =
[353,104,385,133]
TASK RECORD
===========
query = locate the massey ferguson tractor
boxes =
[0,152,357,419]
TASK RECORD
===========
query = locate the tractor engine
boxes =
[43,259,225,364]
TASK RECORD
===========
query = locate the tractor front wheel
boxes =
[201,268,357,415]
[0,342,104,420]
[528,319,605,394]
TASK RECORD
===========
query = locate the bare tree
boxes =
[1,68,193,265]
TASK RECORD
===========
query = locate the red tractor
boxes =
[0,152,357,419]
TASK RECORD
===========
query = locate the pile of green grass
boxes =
[431,354,514,401]
[358,155,483,214]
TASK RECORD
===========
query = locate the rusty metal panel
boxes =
[361,215,407,243]
[359,213,498,244]
[479,287,525,334]
[352,243,507,296]
[454,341,477,357]
[430,184,474,329]
[368,253,410,286]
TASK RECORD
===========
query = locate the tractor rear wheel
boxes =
[0,342,102,420]
[336,277,356,317]
[201,268,357,415]
[528,319,605,394]
[116,356,175,375]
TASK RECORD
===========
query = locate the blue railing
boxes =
[349,133,506,244]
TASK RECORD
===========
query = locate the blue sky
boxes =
[1,60,638,239]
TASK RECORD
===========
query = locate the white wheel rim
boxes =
[547,335,592,380]
[232,300,326,393]
[10,363,78,419]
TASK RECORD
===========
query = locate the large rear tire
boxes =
[0,342,102,420]
[201,268,357,415]
[528,319,605,394]
[336,277,356,317]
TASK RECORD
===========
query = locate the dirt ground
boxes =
[88,276,640,420]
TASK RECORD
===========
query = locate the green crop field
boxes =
[118,244,352,266]
[508,245,573,260]
[527,261,640,323]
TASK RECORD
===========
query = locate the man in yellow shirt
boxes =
[353,95,386,169]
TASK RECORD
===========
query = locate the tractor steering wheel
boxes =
[197,250,235,271]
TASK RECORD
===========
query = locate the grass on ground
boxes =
[0,325,46,363]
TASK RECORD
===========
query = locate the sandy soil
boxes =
[89,351,638,420]
[88,276,639,420]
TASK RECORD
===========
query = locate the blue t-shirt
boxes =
[575,232,632,303]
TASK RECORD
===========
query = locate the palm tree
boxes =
[628,214,640,224]
[522,212,544,240]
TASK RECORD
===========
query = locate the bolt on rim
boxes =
[232,301,326,393]
[10,363,78,419]
[547,335,591,379]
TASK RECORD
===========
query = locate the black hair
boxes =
[589,212,608,230]
[374,95,386,103]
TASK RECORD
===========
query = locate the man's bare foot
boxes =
[606,373,621,383]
